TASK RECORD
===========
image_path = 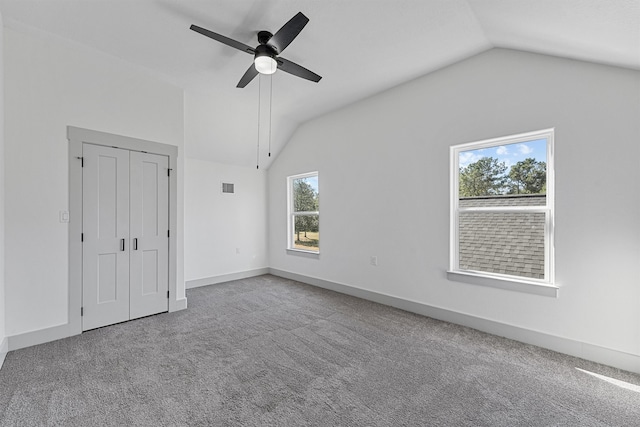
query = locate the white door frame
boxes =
[68,126,179,336]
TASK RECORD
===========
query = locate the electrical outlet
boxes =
[236,248,240,254]
[60,210,70,223]
[370,256,378,266]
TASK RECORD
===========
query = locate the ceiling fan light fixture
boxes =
[255,55,277,75]
[190,12,321,87]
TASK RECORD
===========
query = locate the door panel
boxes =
[97,155,118,239]
[129,151,169,320]
[143,250,159,295]
[97,253,117,302]
[83,144,130,331]
[142,161,159,236]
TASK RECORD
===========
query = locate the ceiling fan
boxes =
[191,12,322,88]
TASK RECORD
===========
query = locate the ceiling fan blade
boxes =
[277,57,322,83]
[190,25,255,54]
[268,12,309,54]
[237,64,259,88]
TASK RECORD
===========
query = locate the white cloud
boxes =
[518,144,533,155]
[496,146,508,155]
[459,151,483,167]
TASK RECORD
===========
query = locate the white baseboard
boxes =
[0,336,7,370]
[186,268,270,289]
[269,268,640,375]
[174,297,188,311]
[5,270,272,353]
[9,294,189,351]
[7,323,75,352]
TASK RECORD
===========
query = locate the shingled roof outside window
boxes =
[450,128,554,286]
[459,195,546,279]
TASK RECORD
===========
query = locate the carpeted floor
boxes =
[1,274,639,426]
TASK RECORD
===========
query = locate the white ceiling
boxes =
[1,0,638,168]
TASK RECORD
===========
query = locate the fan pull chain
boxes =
[268,74,273,157]
[256,74,261,169]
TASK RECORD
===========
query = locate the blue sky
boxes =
[459,138,547,169]
[298,175,319,193]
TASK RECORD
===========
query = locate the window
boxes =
[450,129,554,287]
[288,172,319,253]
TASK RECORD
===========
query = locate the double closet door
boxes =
[82,143,169,331]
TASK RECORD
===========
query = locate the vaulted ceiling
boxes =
[1,0,638,168]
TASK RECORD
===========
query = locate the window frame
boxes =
[287,171,320,254]
[449,129,556,293]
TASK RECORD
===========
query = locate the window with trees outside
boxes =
[450,129,554,285]
[288,172,319,253]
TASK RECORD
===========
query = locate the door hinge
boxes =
[81,307,84,316]
[81,233,84,242]
[167,168,172,177]
[76,156,84,167]
[167,290,170,299]
[167,230,170,238]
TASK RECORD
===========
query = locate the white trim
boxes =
[0,337,7,370]
[452,128,555,152]
[6,303,188,351]
[7,323,72,351]
[545,131,555,285]
[68,137,83,337]
[269,269,640,374]
[174,298,188,311]
[450,128,555,288]
[68,126,184,334]
[291,211,320,216]
[286,248,321,257]
[287,171,320,253]
[459,206,548,213]
[185,268,270,289]
[447,270,558,297]
[287,171,319,181]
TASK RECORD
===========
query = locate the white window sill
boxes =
[447,270,558,297]
[286,248,320,258]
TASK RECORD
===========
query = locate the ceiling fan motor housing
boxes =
[257,30,273,47]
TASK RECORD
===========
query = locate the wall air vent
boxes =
[222,183,235,194]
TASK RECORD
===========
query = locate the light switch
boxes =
[60,210,70,223]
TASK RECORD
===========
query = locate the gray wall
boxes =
[184,158,268,284]
[268,48,640,362]
[3,27,185,337]
[0,9,6,366]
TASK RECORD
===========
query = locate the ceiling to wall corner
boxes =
[0,0,638,168]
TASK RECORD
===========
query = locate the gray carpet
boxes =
[1,275,639,426]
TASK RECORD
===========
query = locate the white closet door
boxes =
[129,151,169,320]
[82,144,130,331]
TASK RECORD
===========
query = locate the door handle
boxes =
[133,238,138,250]
[120,238,125,251]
